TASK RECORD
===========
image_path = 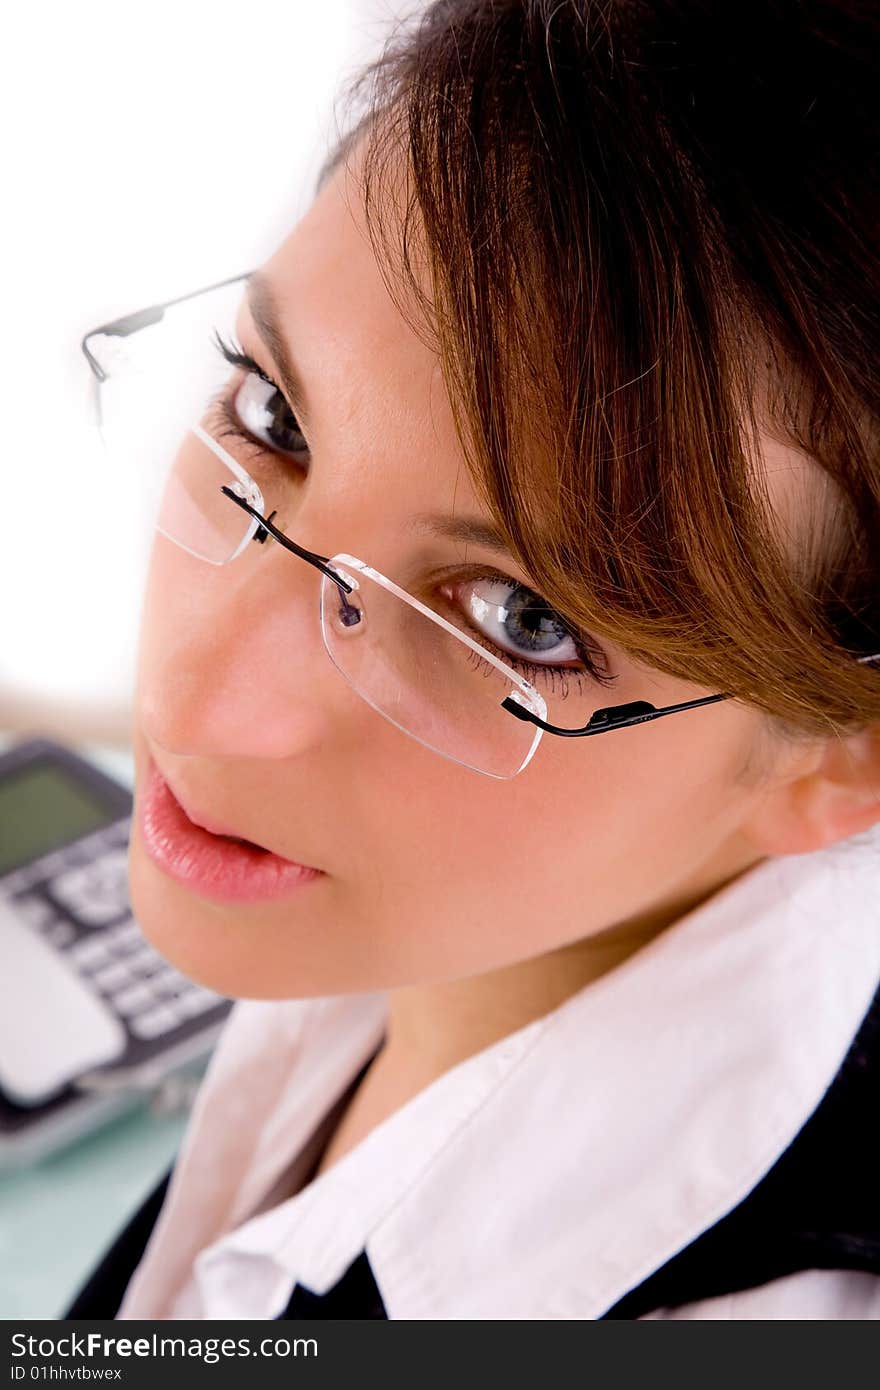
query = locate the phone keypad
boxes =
[7,827,229,1054]
[48,847,132,927]
[65,912,226,1040]
[43,920,77,949]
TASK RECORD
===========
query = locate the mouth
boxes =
[139,754,324,903]
[151,757,310,864]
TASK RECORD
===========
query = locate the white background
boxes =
[0,0,417,746]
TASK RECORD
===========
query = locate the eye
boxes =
[229,371,310,462]
[211,332,309,463]
[447,575,584,668]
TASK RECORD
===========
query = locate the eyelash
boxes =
[212,330,271,379]
[208,332,618,693]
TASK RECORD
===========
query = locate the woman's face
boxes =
[129,155,796,999]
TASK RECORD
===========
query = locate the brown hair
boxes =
[325,0,879,741]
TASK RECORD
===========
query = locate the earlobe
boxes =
[739,726,880,857]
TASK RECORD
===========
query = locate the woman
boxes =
[68,0,880,1319]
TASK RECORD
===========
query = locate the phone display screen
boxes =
[0,761,111,875]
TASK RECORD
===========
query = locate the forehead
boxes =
[250,157,466,488]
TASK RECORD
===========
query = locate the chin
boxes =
[125,838,364,1000]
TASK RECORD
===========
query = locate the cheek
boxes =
[133,539,233,737]
[353,710,759,969]
[135,541,191,690]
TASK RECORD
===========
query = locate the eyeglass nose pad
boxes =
[505,683,547,722]
[227,477,264,511]
[328,567,362,628]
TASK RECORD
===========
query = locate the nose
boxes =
[136,532,362,761]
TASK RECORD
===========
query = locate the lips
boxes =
[182,804,266,848]
[139,758,322,903]
[150,756,315,868]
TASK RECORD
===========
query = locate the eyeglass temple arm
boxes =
[81,272,256,432]
[503,693,731,737]
[81,305,165,384]
[503,650,880,738]
[219,486,356,598]
[81,271,255,384]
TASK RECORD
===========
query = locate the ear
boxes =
[739,724,880,856]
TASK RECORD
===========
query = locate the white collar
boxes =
[118,830,880,1320]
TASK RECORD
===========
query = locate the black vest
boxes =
[65,980,880,1320]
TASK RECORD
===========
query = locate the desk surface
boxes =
[0,732,201,1319]
[0,1102,188,1318]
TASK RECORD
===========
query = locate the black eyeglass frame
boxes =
[82,272,880,745]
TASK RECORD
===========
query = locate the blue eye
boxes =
[442,574,618,691]
[461,576,579,665]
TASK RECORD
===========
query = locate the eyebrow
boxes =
[245,272,516,559]
[407,513,514,555]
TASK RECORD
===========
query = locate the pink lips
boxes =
[139,758,323,903]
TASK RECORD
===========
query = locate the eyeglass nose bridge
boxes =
[218,480,367,637]
[218,483,357,597]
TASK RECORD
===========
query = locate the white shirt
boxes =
[117,828,880,1320]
